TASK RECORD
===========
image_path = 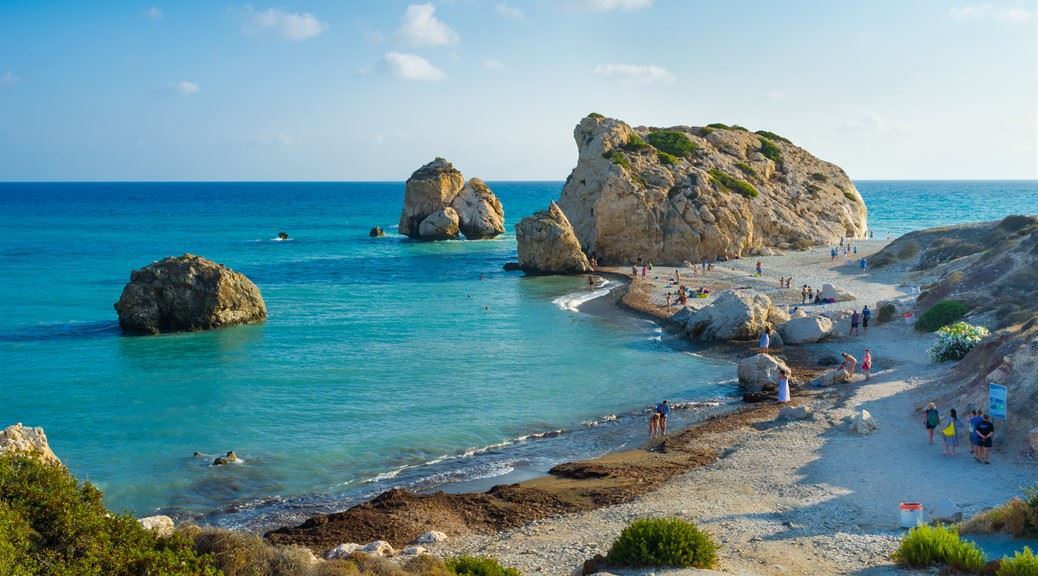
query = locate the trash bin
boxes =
[900,502,924,528]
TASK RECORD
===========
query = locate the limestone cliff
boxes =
[546,115,866,265]
[399,158,504,240]
[515,202,591,274]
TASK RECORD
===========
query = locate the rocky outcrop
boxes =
[213,451,239,466]
[812,368,850,387]
[114,255,266,335]
[779,315,833,344]
[515,202,592,273]
[398,158,504,240]
[737,353,790,393]
[676,290,789,341]
[819,283,856,302]
[369,226,385,237]
[138,515,175,537]
[0,423,61,466]
[537,115,866,265]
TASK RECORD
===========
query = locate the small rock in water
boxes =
[369,226,385,237]
[213,451,239,465]
[277,231,289,240]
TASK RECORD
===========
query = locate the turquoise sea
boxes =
[0,180,1034,531]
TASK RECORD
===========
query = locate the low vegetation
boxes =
[805,183,823,195]
[602,150,631,170]
[930,321,990,362]
[605,518,717,569]
[809,172,828,182]
[646,130,698,158]
[997,547,1038,576]
[754,130,792,144]
[758,138,782,162]
[963,485,1038,538]
[445,556,522,576]
[587,112,605,119]
[877,303,897,323]
[622,132,650,152]
[843,191,859,203]
[705,122,729,129]
[893,524,986,573]
[708,169,760,199]
[730,124,749,131]
[734,161,759,179]
[916,300,969,332]
[657,151,679,165]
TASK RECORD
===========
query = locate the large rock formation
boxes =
[515,202,592,273]
[674,290,789,341]
[737,353,790,393]
[114,254,267,335]
[530,115,866,265]
[398,158,504,240]
[0,423,61,466]
[779,314,833,344]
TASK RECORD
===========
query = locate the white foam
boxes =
[552,279,612,312]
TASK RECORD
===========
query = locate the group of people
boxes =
[837,348,872,380]
[924,403,996,464]
[648,400,670,438]
[849,306,871,335]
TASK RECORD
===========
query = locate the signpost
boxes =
[989,382,1007,421]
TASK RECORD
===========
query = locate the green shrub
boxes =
[929,321,989,362]
[587,112,605,119]
[916,300,969,332]
[657,151,679,165]
[706,123,729,129]
[731,124,749,131]
[758,138,782,162]
[622,132,650,152]
[755,130,792,144]
[998,547,1038,576]
[602,150,631,170]
[605,518,717,569]
[843,191,859,203]
[894,524,985,572]
[805,183,822,195]
[734,161,759,179]
[708,169,759,199]
[877,303,897,323]
[809,172,827,182]
[446,555,522,576]
[0,454,219,576]
[647,130,698,158]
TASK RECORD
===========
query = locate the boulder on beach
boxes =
[412,531,448,545]
[0,423,61,466]
[778,406,813,420]
[678,290,789,341]
[325,543,362,559]
[737,353,790,393]
[547,114,867,265]
[138,515,175,537]
[398,158,504,240]
[780,315,833,344]
[812,368,850,387]
[820,283,856,302]
[114,254,266,335]
[850,409,877,434]
[369,226,385,237]
[515,202,592,274]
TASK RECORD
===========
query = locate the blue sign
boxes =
[989,383,1007,421]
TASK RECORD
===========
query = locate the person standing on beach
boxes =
[759,330,770,354]
[859,257,867,274]
[656,400,670,435]
[802,285,809,304]
[969,410,982,455]
[831,246,838,261]
[776,369,791,403]
[861,348,872,381]
[755,261,763,276]
[942,408,962,456]
[925,402,939,445]
[850,309,861,336]
[861,305,871,334]
[588,274,595,290]
[975,415,994,464]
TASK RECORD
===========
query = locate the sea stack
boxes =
[515,201,591,274]
[114,254,267,335]
[519,114,868,265]
[398,158,504,240]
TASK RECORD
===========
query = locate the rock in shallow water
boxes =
[515,202,591,274]
[399,158,504,240]
[114,254,266,335]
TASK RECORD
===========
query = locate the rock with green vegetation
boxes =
[539,114,866,265]
[605,517,717,569]
[399,158,505,240]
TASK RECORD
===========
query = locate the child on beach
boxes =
[969,410,982,455]
[925,402,939,445]
[755,261,763,276]
[859,257,867,273]
[861,348,872,381]
[802,285,809,304]
[656,400,670,435]
[942,408,962,456]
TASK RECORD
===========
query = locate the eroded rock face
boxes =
[0,423,61,466]
[554,115,867,264]
[780,315,834,344]
[399,158,504,240]
[678,290,789,341]
[515,202,592,274]
[114,255,266,335]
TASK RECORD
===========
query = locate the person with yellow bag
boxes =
[942,408,963,457]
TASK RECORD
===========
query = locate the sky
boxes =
[0,0,1035,181]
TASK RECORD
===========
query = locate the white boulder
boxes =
[324,543,362,559]
[401,545,428,556]
[820,283,856,302]
[137,515,175,537]
[737,353,790,394]
[0,423,61,466]
[850,409,877,434]
[680,290,789,341]
[779,315,833,344]
[451,178,505,239]
[361,540,395,557]
[778,406,813,420]
[413,530,449,544]
[812,368,850,388]
[418,207,461,240]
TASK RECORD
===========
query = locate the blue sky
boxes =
[1,1,1035,180]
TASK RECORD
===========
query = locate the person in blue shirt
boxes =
[969,410,983,455]
[656,400,670,435]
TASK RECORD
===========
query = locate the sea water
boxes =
[0,180,1034,530]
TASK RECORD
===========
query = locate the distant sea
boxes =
[0,179,1034,531]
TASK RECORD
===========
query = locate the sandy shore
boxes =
[425,242,1037,575]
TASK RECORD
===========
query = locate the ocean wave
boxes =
[552,279,612,312]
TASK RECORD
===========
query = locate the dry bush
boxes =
[962,498,1038,538]
[402,554,453,576]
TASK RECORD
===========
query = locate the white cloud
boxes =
[143,6,163,20]
[378,52,446,81]
[767,89,786,101]
[482,58,504,70]
[948,3,1034,23]
[175,80,200,95]
[572,0,652,12]
[1,72,19,87]
[837,112,918,139]
[593,63,674,85]
[241,6,326,41]
[495,2,524,20]
[397,3,459,46]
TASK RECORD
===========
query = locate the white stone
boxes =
[401,545,428,556]
[680,290,789,342]
[451,178,504,239]
[361,540,395,557]
[779,315,833,344]
[0,423,61,466]
[324,543,362,559]
[737,353,790,394]
[850,409,878,434]
[812,368,850,387]
[820,283,856,302]
[413,530,449,544]
[418,207,460,240]
[778,406,813,421]
[137,515,175,537]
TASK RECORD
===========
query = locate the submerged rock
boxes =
[114,254,266,335]
[369,226,385,237]
[0,423,61,466]
[399,158,504,240]
[515,202,592,274]
[213,451,239,466]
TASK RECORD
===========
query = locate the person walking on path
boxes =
[802,285,809,304]
[755,261,763,276]
[975,415,994,464]
[925,402,940,445]
[861,305,871,334]
[831,246,838,261]
[850,309,861,336]
[942,408,963,456]
[861,348,873,381]
[759,330,771,354]
[969,410,982,455]
[656,400,670,435]
[859,257,868,274]
[776,369,791,403]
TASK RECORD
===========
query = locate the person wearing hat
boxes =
[862,348,873,381]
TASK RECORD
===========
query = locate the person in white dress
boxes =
[777,369,791,403]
